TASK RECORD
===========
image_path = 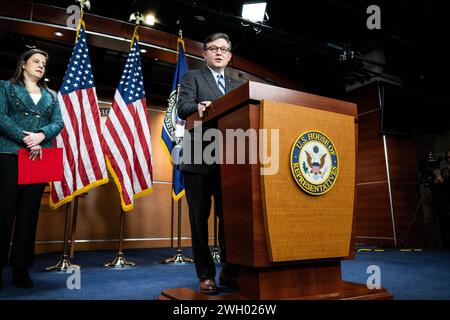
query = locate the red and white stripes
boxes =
[103,92,153,211]
[50,87,109,208]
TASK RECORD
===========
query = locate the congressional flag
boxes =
[161,37,188,201]
[103,30,153,212]
[50,23,109,209]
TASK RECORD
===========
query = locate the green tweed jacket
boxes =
[0,80,63,154]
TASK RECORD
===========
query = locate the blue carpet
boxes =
[1,248,450,300]
[342,250,450,300]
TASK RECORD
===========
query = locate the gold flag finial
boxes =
[76,0,91,12]
[129,12,144,25]
[74,0,90,42]
[129,12,143,47]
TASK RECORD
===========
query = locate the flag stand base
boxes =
[104,210,135,268]
[45,254,80,272]
[161,199,193,264]
[104,252,135,268]
[46,203,80,272]
[162,249,193,264]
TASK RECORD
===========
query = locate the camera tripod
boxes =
[400,179,431,247]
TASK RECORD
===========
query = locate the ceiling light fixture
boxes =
[145,14,155,26]
[241,2,267,22]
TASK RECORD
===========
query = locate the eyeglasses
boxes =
[206,46,231,53]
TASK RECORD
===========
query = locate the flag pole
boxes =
[104,209,135,268]
[162,168,192,264]
[69,196,82,259]
[161,27,192,264]
[170,197,174,248]
[46,0,92,272]
[46,202,80,271]
[103,11,145,269]
[161,168,193,264]
[162,192,193,264]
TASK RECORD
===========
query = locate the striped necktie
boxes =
[217,74,225,95]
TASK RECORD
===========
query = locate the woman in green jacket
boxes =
[0,48,63,289]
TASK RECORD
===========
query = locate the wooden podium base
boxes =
[159,262,393,300]
[159,281,393,300]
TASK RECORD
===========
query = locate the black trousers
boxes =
[0,154,46,269]
[184,168,229,280]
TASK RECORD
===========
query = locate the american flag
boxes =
[102,33,153,212]
[50,25,109,209]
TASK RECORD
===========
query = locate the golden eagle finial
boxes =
[129,12,144,25]
[76,0,91,12]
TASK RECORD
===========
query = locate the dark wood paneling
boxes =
[357,112,387,183]
[346,82,380,115]
[390,181,426,246]
[0,0,32,19]
[385,122,423,246]
[32,3,67,25]
[386,136,420,183]
[347,82,425,247]
[355,183,394,243]
[160,281,393,300]
[239,262,342,299]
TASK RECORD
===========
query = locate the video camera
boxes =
[420,151,442,185]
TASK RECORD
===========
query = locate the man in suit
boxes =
[177,33,242,293]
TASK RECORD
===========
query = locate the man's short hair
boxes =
[203,33,231,50]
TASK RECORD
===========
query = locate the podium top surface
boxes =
[186,81,357,130]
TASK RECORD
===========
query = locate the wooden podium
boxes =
[160,81,392,300]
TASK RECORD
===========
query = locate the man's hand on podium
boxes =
[198,101,212,118]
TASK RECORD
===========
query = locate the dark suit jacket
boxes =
[177,67,242,174]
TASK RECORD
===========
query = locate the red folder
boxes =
[18,148,63,184]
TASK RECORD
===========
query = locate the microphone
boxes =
[238,72,250,82]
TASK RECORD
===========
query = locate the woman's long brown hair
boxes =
[10,48,50,90]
